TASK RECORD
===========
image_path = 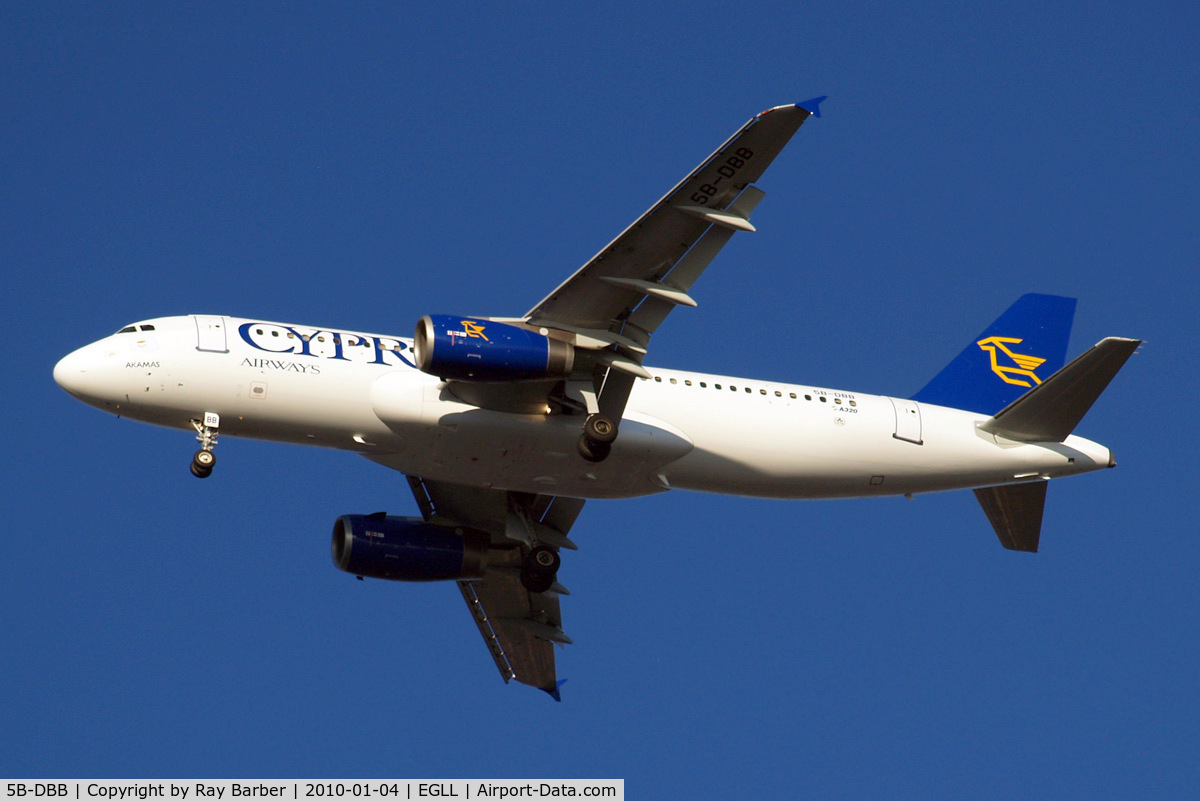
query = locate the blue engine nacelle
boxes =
[331,514,488,581]
[413,315,574,381]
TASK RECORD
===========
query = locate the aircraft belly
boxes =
[654,394,1105,498]
[662,400,903,497]
[370,372,694,498]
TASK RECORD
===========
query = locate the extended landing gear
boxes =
[577,413,617,463]
[520,545,561,593]
[190,449,215,478]
[189,412,220,479]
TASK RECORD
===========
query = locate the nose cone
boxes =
[54,347,93,397]
[54,341,125,407]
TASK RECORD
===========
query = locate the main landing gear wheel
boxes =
[520,545,561,594]
[578,413,617,462]
[577,435,611,463]
[584,414,618,443]
[190,449,215,479]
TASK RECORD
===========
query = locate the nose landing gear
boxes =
[189,412,220,479]
[190,449,215,478]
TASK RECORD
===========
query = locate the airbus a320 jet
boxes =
[54,99,1140,700]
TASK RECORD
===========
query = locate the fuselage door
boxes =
[888,397,923,445]
[194,315,229,353]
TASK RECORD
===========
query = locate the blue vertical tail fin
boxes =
[911,294,1077,415]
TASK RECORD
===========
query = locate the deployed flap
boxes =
[459,573,564,699]
[979,337,1141,442]
[526,102,822,341]
[974,481,1048,552]
[406,476,584,699]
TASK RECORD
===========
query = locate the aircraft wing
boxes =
[525,99,824,345]
[437,102,823,423]
[406,476,584,700]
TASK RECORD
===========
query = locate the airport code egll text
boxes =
[5,784,620,800]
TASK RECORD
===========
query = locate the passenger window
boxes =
[730,386,737,391]
[850,400,857,407]
[669,378,677,384]
[805,394,812,401]
[760,389,767,395]
[700,382,707,388]
[820,397,827,403]
[775,391,782,397]
[789,393,797,399]
[715,384,722,389]
[655,376,662,382]
[745,387,751,393]
[684,380,692,386]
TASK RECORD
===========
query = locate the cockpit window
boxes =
[139,324,155,331]
[117,326,137,334]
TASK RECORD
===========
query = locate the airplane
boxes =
[53,99,1140,700]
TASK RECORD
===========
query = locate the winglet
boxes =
[797,96,827,117]
[543,678,568,702]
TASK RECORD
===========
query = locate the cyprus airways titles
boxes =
[237,320,414,369]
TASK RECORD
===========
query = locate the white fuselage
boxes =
[54,315,1114,500]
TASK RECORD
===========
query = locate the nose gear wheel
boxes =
[190,449,215,478]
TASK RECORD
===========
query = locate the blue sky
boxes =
[3,2,1198,795]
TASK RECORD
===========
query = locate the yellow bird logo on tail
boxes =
[976,336,1046,387]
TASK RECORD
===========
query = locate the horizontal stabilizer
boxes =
[974,481,1048,552]
[979,337,1141,442]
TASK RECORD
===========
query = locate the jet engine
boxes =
[331,514,488,581]
[413,315,573,381]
